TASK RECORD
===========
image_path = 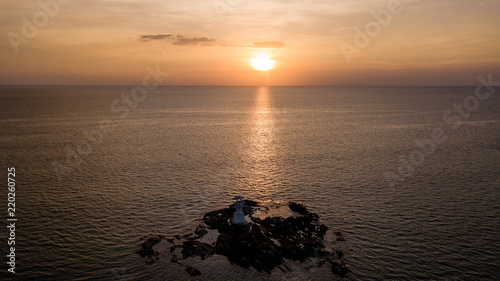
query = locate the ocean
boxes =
[0,86,499,280]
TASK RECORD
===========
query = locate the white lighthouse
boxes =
[233,196,246,225]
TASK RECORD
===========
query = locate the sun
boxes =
[250,54,276,71]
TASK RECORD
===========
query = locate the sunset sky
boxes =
[1,0,499,86]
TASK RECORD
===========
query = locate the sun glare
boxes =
[250,54,276,71]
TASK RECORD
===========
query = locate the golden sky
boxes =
[1,0,499,85]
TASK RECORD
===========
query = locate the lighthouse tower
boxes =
[233,196,246,225]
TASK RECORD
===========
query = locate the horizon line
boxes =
[0,84,479,87]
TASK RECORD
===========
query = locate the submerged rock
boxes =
[181,241,215,260]
[137,200,348,277]
[185,266,201,276]
[330,259,350,276]
[137,235,163,264]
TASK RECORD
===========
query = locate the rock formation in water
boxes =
[137,200,349,277]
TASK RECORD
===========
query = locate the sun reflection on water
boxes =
[243,87,282,200]
[250,87,275,157]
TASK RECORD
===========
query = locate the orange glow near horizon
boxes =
[0,1,499,85]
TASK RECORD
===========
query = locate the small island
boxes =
[137,199,349,277]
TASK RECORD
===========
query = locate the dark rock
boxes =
[314,249,333,259]
[170,255,177,263]
[333,231,345,241]
[203,208,233,229]
[330,259,349,276]
[166,238,174,243]
[181,241,215,260]
[243,199,259,207]
[328,250,343,259]
[169,245,177,253]
[288,202,311,216]
[137,236,162,259]
[319,224,329,236]
[215,223,283,273]
[194,224,208,236]
[185,266,201,276]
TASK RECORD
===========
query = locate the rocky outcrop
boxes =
[215,223,283,273]
[208,201,331,272]
[137,200,348,277]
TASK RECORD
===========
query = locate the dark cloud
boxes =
[139,34,216,46]
[252,41,286,48]
[139,34,173,42]
[139,34,285,48]
[172,36,216,46]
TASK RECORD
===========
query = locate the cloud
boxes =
[172,35,216,46]
[139,34,285,48]
[139,34,173,42]
[139,34,216,46]
[252,41,285,48]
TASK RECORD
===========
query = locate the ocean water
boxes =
[0,86,499,280]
